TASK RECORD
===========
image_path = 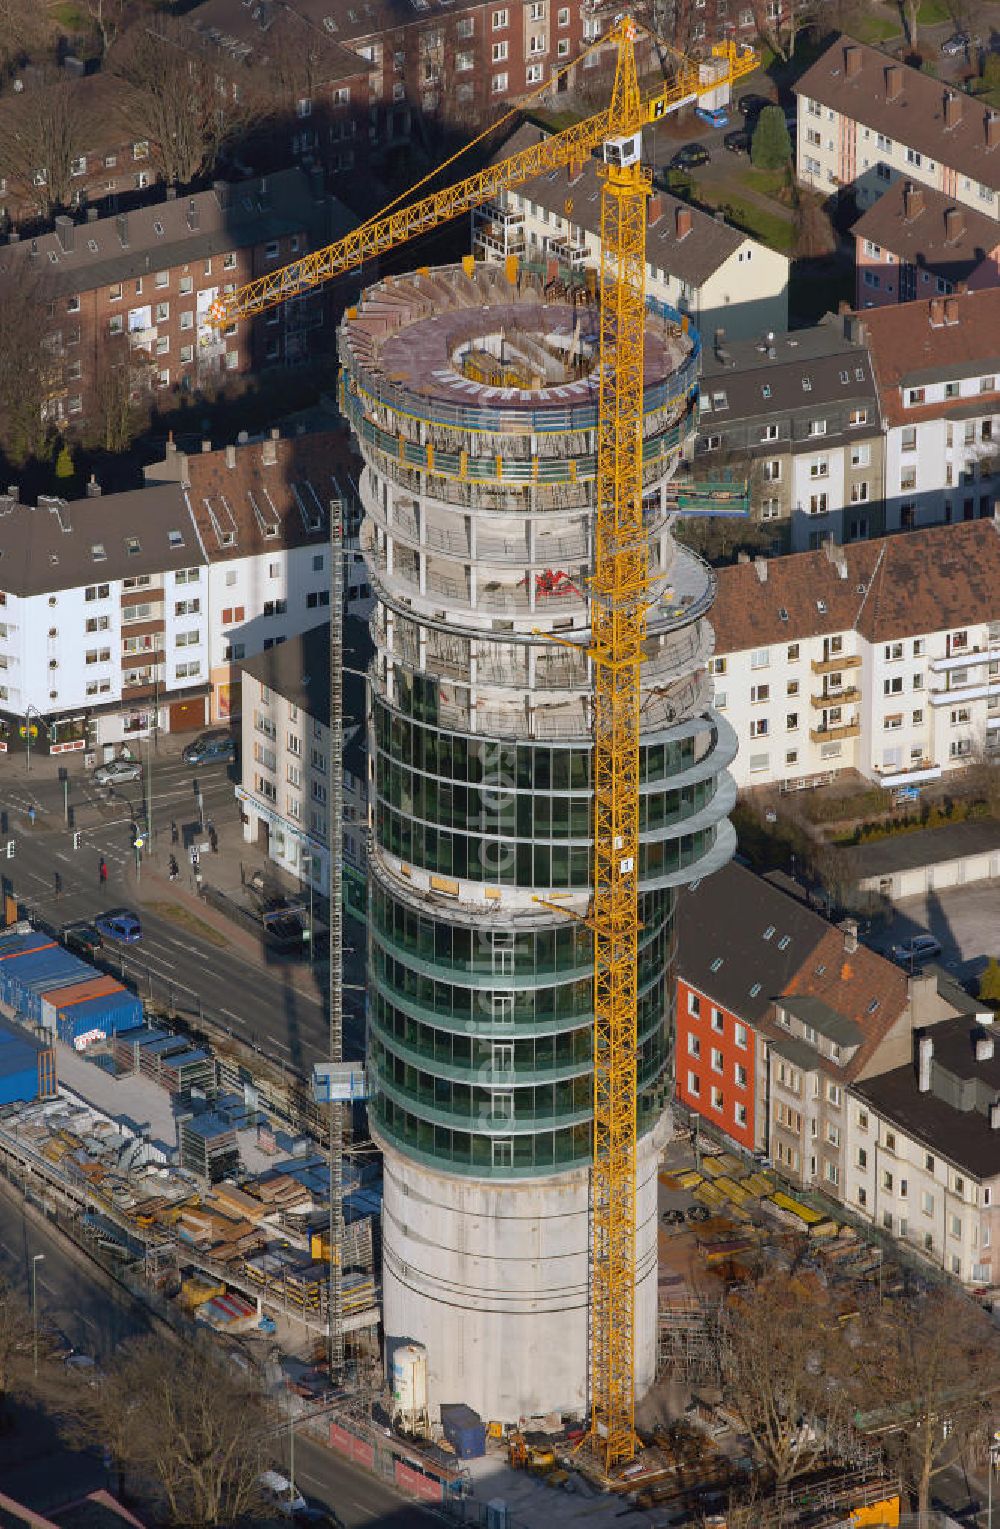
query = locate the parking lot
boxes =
[868,882,1000,984]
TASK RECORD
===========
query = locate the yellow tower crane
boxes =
[212,22,756,1474]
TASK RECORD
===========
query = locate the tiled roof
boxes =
[710,518,1000,652]
[498,122,756,290]
[853,177,1000,282]
[0,169,341,300]
[794,34,1000,195]
[858,288,1000,426]
[176,429,360,560]
[776,925,909,1082]
[0,484,196,596]
[187,0,372,81]
[676,861,830,1023]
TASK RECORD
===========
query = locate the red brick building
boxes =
[0,169,352,429]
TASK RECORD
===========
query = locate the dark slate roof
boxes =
[854,1013,1000,1179]
[780,994,863,1047]
[676,860,830,1023]
[498,121,751,290]
[239,618,371,725]
[0,485,197,596]
[0,169,343,300]
[844,819,1000,879]
[699,312,876,426]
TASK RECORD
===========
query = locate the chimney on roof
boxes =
[6,486,18,502]
[944,205,965,242]
[885,64,903,101]
[54,215,74,254]
[714,209,725,224]
[976,1028,995,1062]
[903,180,924,220]
[647,193,664,228]
[213,180,231,211]
[988,111,1000,150]
[186,198,199,232]
[944,90,962,129]
[918,1033,934,1092]
[944,295,960,324]
[165,185,177,201]
[754,555,768,583]
[929,295,945,325]
[86,207,98,224]
[225,444,236,469]
[844,43,862,77]
[116,212,128,249]
[956,278,969,294]
[7,231,18,243]
[843,312,866,344]
[28,237,38,261]
[841,917,859,955]
[85,474,101,497]
[737,550,750,563]
[992,1102,1000,1130]
[201,439,212,453]
[675,204,692,239]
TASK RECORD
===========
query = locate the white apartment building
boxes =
[860,290,1000,533]
[146,430,373,724]
[475,123,789,341]
[237,620,370,919]
[0,482,210,754]
[795,36,1000,220]
[711,517,1000,790]
[847,986,1000,1289]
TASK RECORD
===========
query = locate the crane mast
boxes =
[213,19,754,1476]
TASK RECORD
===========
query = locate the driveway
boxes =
[867,882,1000,984]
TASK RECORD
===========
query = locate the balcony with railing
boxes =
[811,653,861,675]
[809,721,860,743]
[810,686,861,709]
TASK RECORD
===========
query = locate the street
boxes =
[0,745,367,1078]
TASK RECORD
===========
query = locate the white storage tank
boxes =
[392,1343,429,1431]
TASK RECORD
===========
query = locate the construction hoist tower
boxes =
[213,17,752,1471]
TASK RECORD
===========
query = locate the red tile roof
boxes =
[857,287,1000,426]
[777,925,909,1082]
[711,518,1000,652]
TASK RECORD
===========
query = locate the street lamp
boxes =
[987,1428,1000,1529]
[23,705,43,775]
[301,851,315,963]
[31,1253,45,1377]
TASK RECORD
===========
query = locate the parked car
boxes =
[94,909,142,945]
[93,758,142,786]
[724,128,751,154]
[738,91,771,118]
[889,933,942,966]
[694,104,729,129]
[668,143,711,172]
[259,1471,307,1517]
[941,31,974,53]
[182,730,236,766]
[62,922,104,961]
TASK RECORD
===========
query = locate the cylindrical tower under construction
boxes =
[338,260,737,1424]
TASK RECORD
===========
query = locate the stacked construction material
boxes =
[197,1291,257,1331]
[178,1112,239,1183]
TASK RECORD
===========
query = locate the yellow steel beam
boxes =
[210,28,756,327]
[588,20,648,1473]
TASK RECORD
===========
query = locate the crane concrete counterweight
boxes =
[212,20,755,1474]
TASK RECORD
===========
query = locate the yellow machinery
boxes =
[213,21,756,1474]
[508,1432,558,1474]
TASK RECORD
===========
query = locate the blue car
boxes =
[695,104,729,129]
[95,909,142,945]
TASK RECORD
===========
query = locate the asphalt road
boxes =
[0,750,367,1078]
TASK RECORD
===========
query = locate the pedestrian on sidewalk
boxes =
[98,856,107,886]
[208,823,218,854]
[27,805,35,828]
[53,870,62,898]
[170,820,179,845]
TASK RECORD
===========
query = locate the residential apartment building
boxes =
[849,996,1000,1286]
[146,428,373,725]
[0,427,371,754]
[0,170,350,427]
[860,289,1000,534]
[710,517,1000,790]
[795,37,1000,221]
[697,312,882,549]
[477,124,788,341]
[854,179,1000,309]
[0,483,210,753]
[676,863,991,1286]
[238,620,371,917]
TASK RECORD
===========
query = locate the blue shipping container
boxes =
[440,1405,486,1460]
[54,989,143,1045]
[0,1014,43,1106]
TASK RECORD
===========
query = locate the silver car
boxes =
[93,758,142,786]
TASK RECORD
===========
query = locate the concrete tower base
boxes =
[379,1124,664,1423]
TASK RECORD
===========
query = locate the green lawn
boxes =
[717,195,796,252]
[916,0,950,22]
[852,11,902,43]
[743,167,790,198]
[51,1,87,25]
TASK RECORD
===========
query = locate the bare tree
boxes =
[0,75,91,219]
[716,1271,857,1487]
[0,0,47,80]
[854,1288,1000,1515]
[0,1275,32,1416]
[0,266,56,463]
[65,1332,272,1526]
[86,0,127,61]
[87,336,152,454]
[114,21,254,188]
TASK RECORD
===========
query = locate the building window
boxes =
[492,71,508,92]
[688,991,701,1017]
[687,1070,701,1096]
